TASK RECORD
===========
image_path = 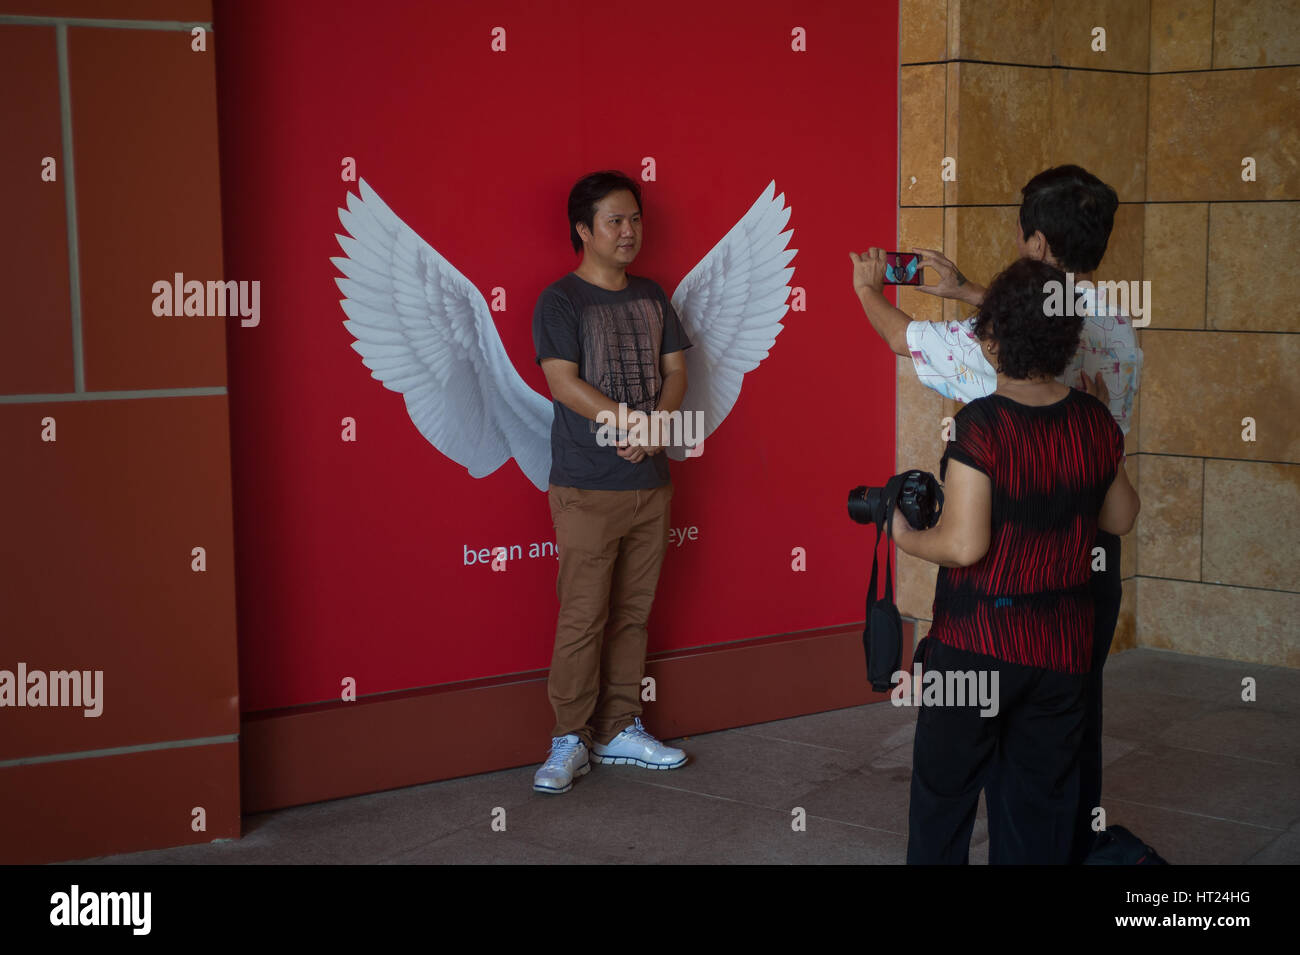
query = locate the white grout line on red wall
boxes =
[0,734,238,769]
[0,15,211,30]
[55,22,85,393]
[0,387,227,404]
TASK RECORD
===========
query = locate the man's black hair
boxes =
[568,170,642,253]
[973,257,1082,380]
[1018,165,1119,274]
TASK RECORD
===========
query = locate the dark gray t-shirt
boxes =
[533,273,692,490]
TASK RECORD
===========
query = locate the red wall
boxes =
[215,0,900,712]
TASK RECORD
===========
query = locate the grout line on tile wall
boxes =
[1203,203,1212,330]
[901,57,1299,75]
[56,23,84,394]
[902,57,1147,75]
[1137,451,1295,467]
[1201,0,1211,70]
[0,733,239,769]
[1139,0,1150,560]
[1126,326,1298,335]
[1200,457,1207,583]
[903,199,1297,208]
[0,387,227,404]
[0,15,211,31]
[1133,573,1294,597]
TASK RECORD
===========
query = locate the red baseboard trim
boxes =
[241,622,914,813]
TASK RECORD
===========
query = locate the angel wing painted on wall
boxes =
[331,179,796,491]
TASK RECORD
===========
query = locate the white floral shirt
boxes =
[904,285,1142,433]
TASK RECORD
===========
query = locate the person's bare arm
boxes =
[539,358,622,423]
[913,248,987,307]
[538,355,684,465]
[891,460,992,568]
[656,350,687,416]
[1098,461,1140,536]
[626,349,688,461]
[851,248,912,358]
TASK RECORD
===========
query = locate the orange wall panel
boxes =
[0,25,74,395]
[68,25,227,391]
[0,396,239,760]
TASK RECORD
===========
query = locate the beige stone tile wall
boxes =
[1143,203,1208,329]
[894,0,1299,666]
[1150,0,1215,71]
[1206,203,1300,332]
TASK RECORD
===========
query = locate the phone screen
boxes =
[884,252,922,286]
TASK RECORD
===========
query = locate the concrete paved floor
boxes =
[69,649,1300,865]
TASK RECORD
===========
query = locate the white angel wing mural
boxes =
[667,181,796,460]
[332,179,796,488]
[332,181,553,489]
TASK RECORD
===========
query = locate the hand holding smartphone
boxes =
[883,251,922,286]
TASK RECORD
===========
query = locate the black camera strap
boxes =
[865,514,894,610]
[863,489,902,692]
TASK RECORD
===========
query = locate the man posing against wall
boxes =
[531,170,692,794]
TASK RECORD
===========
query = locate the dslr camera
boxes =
[849,469,944,693]
[847,469,944,531]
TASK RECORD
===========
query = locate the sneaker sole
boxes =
[532,761,590,794]
[588,753,687,770]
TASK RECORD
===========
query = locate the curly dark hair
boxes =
[972,258,1083,380]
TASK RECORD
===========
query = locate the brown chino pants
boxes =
[547,482,672,747]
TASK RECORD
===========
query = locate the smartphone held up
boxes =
[883,251,922,286]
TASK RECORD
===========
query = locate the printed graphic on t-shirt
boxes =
[581,298,664,415]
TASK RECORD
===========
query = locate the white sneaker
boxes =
[533,734,590,794]
[590,718,688,770]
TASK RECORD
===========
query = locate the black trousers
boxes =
[1073,530,1122,863]
[906,641,1087,865]
[974,532,1122,863]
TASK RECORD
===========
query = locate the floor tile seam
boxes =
[371,824,583,865]
[1104,796,1288,833]
[1105,738,1295,768]
[731,730,881,754]
[1239,834,1298,865]
[618,778,909,837]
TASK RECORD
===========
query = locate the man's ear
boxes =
[575,221,592,247]
[1026,229,1049,262]
[1040,236,1063,269]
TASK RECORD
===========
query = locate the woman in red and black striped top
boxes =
[923,384,1124,672]
[893,257,1140,865]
